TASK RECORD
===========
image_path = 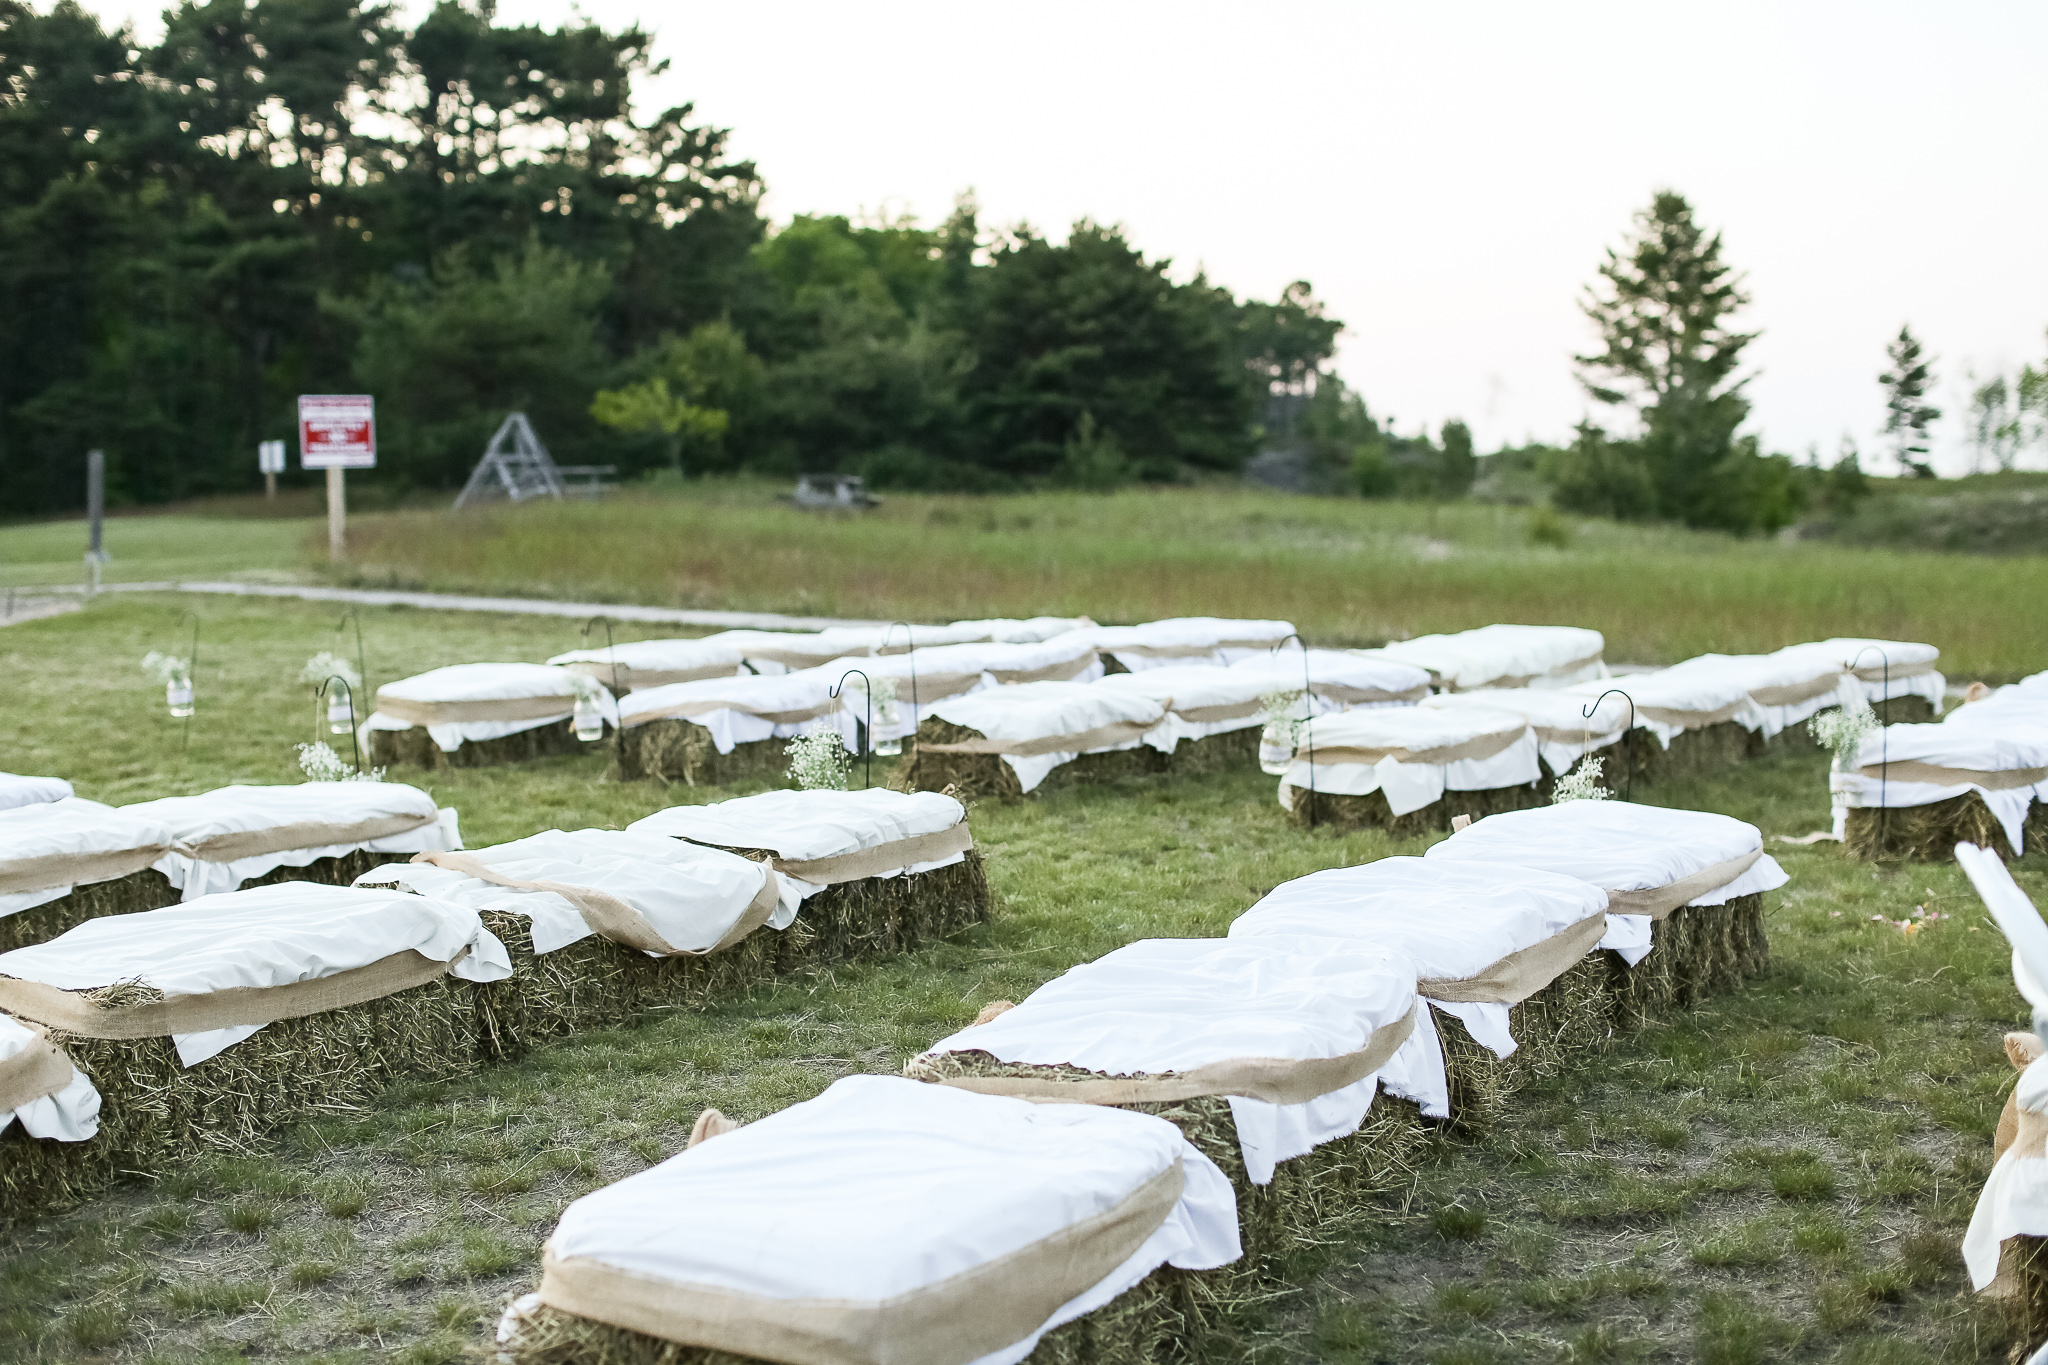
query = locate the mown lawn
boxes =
[0,583,2038,1363]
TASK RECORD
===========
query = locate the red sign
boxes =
[299,394,376,469]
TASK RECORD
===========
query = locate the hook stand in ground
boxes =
[1848,645,1892,851]
[335,609,369,701]
[315,676,362,772]
[582,615,625,763]
[829,669,874,790]
[1581,688,1637,802]
[1273,633,1316,828]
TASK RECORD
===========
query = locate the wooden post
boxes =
[326,466,346,559]
[265,471,277,500]
[86,448,105,595]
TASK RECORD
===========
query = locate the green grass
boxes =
[0,558,2038,1362]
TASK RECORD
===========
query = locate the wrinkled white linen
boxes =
[923,936,1421,1185]
[1233,647,1433,699]
[1654,653,1849,739]
[0,1011,98,1141]
[1101,653,1428,751]
[1368,625,1606,691]
[532,1075,1240,1365]
[1423,688,1635,777]
[1424,801,1790,967]
[0,774,72,812]
[546,638,748,690]
[1071,618,1299,671]
[942,617,1098,644]
[358,828,791,952]
[1832,716,2048,852]
[823,636,1107,747]
[127,782,459,901]
[927,682,1169,793]
[1773,638,1944,713]
[0,882,510,1066]
[1228,857,1612,1067]
[627,789,968,899]
[363,663,618,752]
[0,797,176,921]
[1564,668,1767,746]
[1966,1056,2048,1289]
[618,667,843,755]
[1277,707,1538,817]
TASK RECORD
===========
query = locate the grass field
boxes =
[6,482,2046,677]
[0,589,2039,1364]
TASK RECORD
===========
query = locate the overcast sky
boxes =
[99,1,2048,472]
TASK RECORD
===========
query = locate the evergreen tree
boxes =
[1879,324,1941,478]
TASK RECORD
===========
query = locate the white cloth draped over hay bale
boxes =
[0,775,73,813]
[1229,647,1433,705]
[1366,625,1607,692]
[1833,706,2048,857]
[1069,617,1299,672]
[906,681,1172,794]
[1421,688,1636,780]
[0,882,510,1067]
[1276,705,1539,821]
[1771,637,1945,714]
[1227,856,1614,1105]
[706,619,1096,675]
[1652,652,1854,740]
[497,1075,1240,1365]
[616,667,845,783]
[822,637,1107,749]
[914,936,1428,1185]
[0,1012,97,1143]
[1100,652,1430,754]
[627,789,972,901]
[1564,668,1767,748]
[126,782,460,902]
[363,663,619,754]
[547,638,749,692]
[358,829,792,957]
[0,797,176,928]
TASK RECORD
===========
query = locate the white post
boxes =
[326,466,346,559]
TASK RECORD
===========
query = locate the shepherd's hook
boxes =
[1581,688,1636,802]
[1273,633,1316,828]
[582,615,625,764]
[335,609,369,700]
[829,669,874,790]
[315,675,362,772]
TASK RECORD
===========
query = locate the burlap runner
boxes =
[1111,644,1220,659]
[1851,659,1935,684]
[1603,849,1763,921]
[1531,724,1628,747]
[1296,725,1524,768]
[0,947,465,1039]
[1446,650,1603,691]
[1172,700,1264,725]
[884,671,985,707]
[767,824,974,887]
[0,843,170,897]
[930,1002,1418,1107]
[1749,673,1849,707]
[988,650,1098,685]
[1319,683,1432,705]
[410,851,779,957]
[535,1161,1185,1365]
[1636,701,1748,729]
[0,1026,74,1112]
[376,693,578,726]
[623,696,840,728]
[1854,761,2048,790]
[561,662,745,691]
[1418,911,1610,1004]
[178,812,438,864]
[919,718,1162,759]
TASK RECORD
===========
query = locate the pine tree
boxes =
[1880,325,1941,478]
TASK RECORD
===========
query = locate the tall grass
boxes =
[333,483,2045,676]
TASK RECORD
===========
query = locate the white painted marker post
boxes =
[298,395,376,560]
[258,439,285,501]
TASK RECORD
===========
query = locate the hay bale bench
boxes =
[1422,687,1635,785]
[1369,623,1607,692]
[0,882,510,1220]
[1564,669,1771,789]
[548,636,748,692]
[494,1075,1240,1365]
[897,682,1172,799]
[1275,706,1543,834]
[364,663,617,770]
[1068,616,1299,673]
[0,798,178,953]
[1835,707,2048,861]
[615,669,845,785]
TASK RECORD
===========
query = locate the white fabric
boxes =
[125,782,459,901]
[1773,638,1945,712]
[943,617,1099,644]
[1100,652,1427,750]
[928,682,1169,793]
[1832,714,2048,852]
[1278,707,1538,817]
[1966,1055,2048,1289]
[0,797,176,921]
[688,630,849,674]
[0,882,510,1066]
[1424,800,1790,967]
[924,936,1420,1184]
[0,1011,98,1142]
[823,636,1108,747]
[363,663,619,752]
[0,774,73,812]
[1564,668,1767,746]
[536,1075,1240,1365]
[357,828,792,953]
[1072,618,1298,671]
[1228,857,1612,1065]
[618,667,844,755]
[1232,647,1433,699]
[546,638,748,689]
[1654,652,1849,739]
[1423,688,1636,777]
[1367,625,1606,691]
[627,790,968,899]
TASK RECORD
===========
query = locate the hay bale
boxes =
[898,719,1025,799]
[369,718,591,771]
[0,849,395,955]
[1606,894,1767,1027]
[0,974,479,1221]
[899,717,1253,801]
[1843,793,2040,862]
[1286,780,1546,836]
[1602,720,1756,790]
[2004,1236,2048,1356]
[616,721,794,786]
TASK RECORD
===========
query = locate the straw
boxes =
[370,719,588,771]
[616,722,795,786]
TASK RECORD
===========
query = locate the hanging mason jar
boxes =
[1258,719,1296,776]
[166,679,195,719]
[572,694,605,742]
[871,697,903,757]
[326,694,354,734]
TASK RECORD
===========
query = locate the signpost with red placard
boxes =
[299,395,375,559]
